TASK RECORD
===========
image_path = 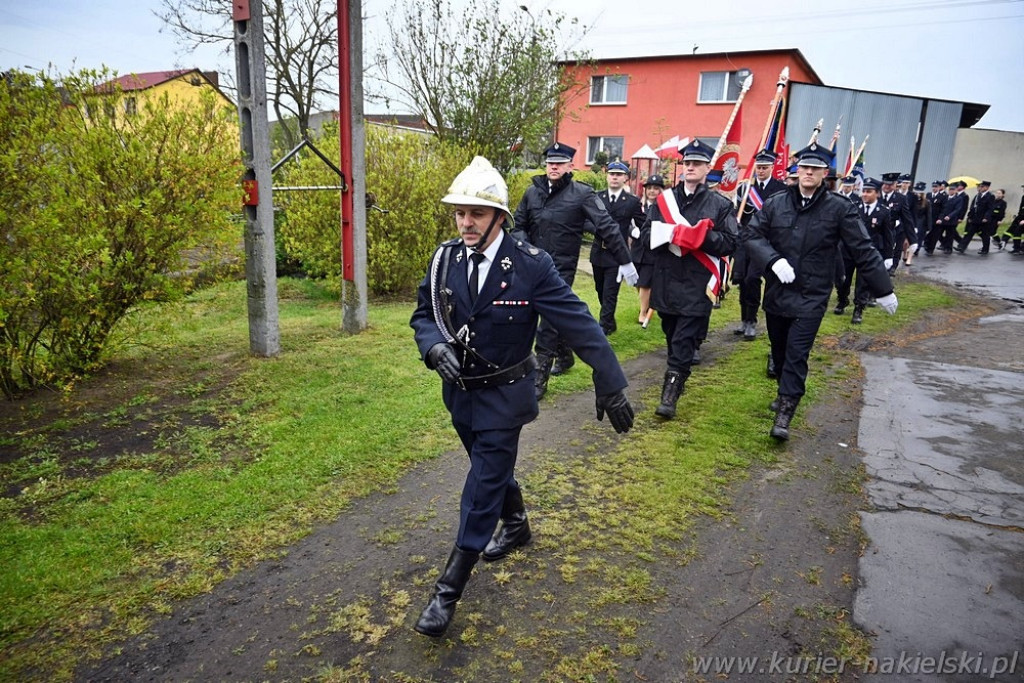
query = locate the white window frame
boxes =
[586,136,625,165]
[697,71,744,103]
[590,74,628,105]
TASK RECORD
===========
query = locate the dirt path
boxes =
[74,316,884,683]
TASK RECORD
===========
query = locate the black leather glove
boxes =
[595,390,634,434]
[426,343,461,384]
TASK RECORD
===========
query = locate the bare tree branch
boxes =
[372,0,590,173]
[156,0,338,149]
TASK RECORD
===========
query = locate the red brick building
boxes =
[556,49,822,178]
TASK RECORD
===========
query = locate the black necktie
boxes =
[468,252,484,305]
[610,193,617,205]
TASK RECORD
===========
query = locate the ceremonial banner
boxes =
[714,105,743,194]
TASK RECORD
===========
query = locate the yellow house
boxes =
[96,68,235,123]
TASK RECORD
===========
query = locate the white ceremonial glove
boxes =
[877,292,898,315]
[618,262,639,287]
[771,258,796,284]
[883,258,894,270]
[630,226,641,239]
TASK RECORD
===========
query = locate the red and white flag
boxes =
[650,190,725,301]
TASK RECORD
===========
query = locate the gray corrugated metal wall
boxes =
[788,83,959,184]
[916,100,962,183]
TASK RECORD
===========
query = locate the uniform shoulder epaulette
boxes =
[440,237,462,247]
[514,240,544,258]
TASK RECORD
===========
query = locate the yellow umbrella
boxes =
[948,175,980,188]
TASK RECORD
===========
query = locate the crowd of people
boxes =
[407,137,1014,638]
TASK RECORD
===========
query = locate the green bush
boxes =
[274,130,610,297]
[0,69,240,397]
[275,124,476,297]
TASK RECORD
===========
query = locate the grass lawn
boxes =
[0,273,958,680]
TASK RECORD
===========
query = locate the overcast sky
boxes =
[2,0,1022,131]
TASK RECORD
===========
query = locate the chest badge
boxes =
[500,256,512,271]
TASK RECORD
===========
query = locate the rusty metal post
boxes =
[338,0,367,332]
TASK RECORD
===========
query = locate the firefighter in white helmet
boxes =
[410,156,635,637]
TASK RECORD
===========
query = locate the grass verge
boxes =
[0,275,961,681]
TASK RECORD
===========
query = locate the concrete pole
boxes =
[339,0,368,333]
[234,0,281,356]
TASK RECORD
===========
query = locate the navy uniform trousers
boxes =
[765,314,824,399]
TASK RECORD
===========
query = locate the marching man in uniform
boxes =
[640,139,739,419]
[410,157,634,637]
[743,144,898,440]
[512,142,638,398]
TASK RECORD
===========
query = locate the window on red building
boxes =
[586,136,624,164]
[698,71,744,103]
[590,75,628,104]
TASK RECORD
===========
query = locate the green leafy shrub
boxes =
[0,69,240,397]
[275,124,475,297]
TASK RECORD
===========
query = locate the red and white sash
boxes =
[651,190,725,300]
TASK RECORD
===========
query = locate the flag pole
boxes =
[710,73,753,166]
[736,67,789,218]
[853,135,869,163]
[808,118,824,145]
[827,116,843,152]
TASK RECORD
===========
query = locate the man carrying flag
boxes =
[640,139,739,419]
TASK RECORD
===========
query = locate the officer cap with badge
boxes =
[678,138,716,163]
[914,181,926,192]
[793,142,835,168]
[881,172,901,185]
[862,177,883,191]
[840,175,856,186]
[644,174,666,188]
[606,160,630,174]
[544,142,576,163]
[755,149,777,165]
[898,173,912,183]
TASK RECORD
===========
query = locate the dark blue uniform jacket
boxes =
[411,232,627,432]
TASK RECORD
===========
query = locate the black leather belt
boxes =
[458,354,538,391]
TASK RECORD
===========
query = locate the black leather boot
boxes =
[770,395,799,441]
[655,370,684,419]
[483,487,531,561]
[851,305,864,324]
[766,354,778,379]
[743,319,757,341]
[534,354,553,400]
[734,304,749,335]
[414,546,479,637]
[550,342,575,375]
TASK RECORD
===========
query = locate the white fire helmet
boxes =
[441,156,511,220]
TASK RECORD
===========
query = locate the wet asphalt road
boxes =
[853,248,1024,682]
